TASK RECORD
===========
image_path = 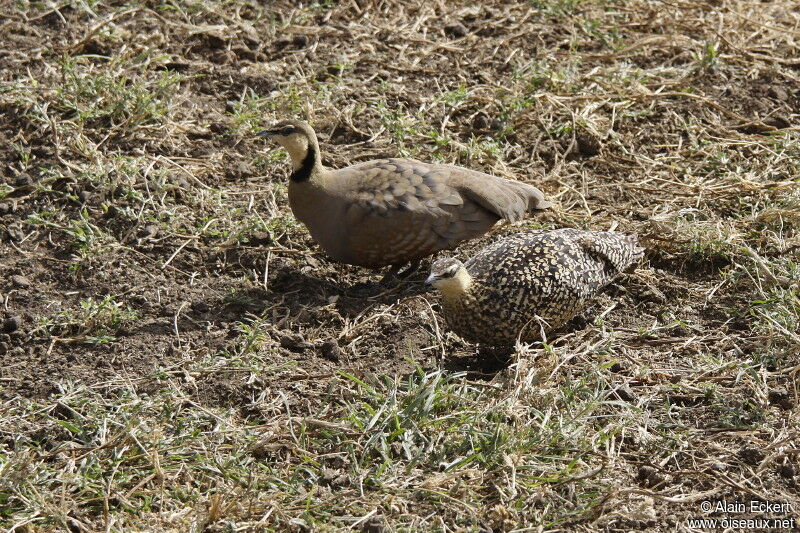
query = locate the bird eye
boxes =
[280,127,295,135]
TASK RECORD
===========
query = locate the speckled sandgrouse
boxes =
[425,229,644,346]
[257,120,552,272]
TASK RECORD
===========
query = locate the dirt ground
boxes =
[1,0,798,531]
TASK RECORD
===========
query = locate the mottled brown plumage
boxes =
[426,229,644,346]
[258,120,552,269]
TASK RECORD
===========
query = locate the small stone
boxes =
[280,332,312,353]
[139,225,159,239]
[0,203,11,215]
[67,518,82,533]
[78,190,92,203]
[10,275,30,288]
[7,226,25,241]
[444,22,468,38]
[613,384,635,402]
[3,316,21,333]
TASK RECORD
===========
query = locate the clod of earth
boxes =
[472,114,491,130]
[779,464,797,479]
[3,315,21,333]
[575,131,602,157]
[292,34,309,48]
[279,332,314,353]
[319,339,342,362]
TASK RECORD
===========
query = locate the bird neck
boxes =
[287,135,323,183]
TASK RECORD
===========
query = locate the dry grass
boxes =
[0,0,798,531]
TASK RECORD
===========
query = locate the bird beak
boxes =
[256,129,278,138]
[424,273,438,286]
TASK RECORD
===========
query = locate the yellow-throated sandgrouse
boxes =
[425,229,644,346]
[258,120,552,272]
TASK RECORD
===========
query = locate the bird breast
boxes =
[287,180,351,263]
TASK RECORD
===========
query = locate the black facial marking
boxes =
[290,143,315,182]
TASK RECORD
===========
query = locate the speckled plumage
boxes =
[427,229,644,346]
[259,120,552,269]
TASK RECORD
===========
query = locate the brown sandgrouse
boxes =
[425,229,644,346]
[257,120,552,272]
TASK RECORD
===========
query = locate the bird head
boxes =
[426,257,471,295]
[258,120,317,171]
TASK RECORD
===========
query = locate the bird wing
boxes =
[467,229,641,298]
[440,164,552,222]
[333,159,500,255]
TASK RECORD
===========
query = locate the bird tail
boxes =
[483,179,552,221]
[450,168,552,222]
[579,232,644,273]
[522,183,553,212]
